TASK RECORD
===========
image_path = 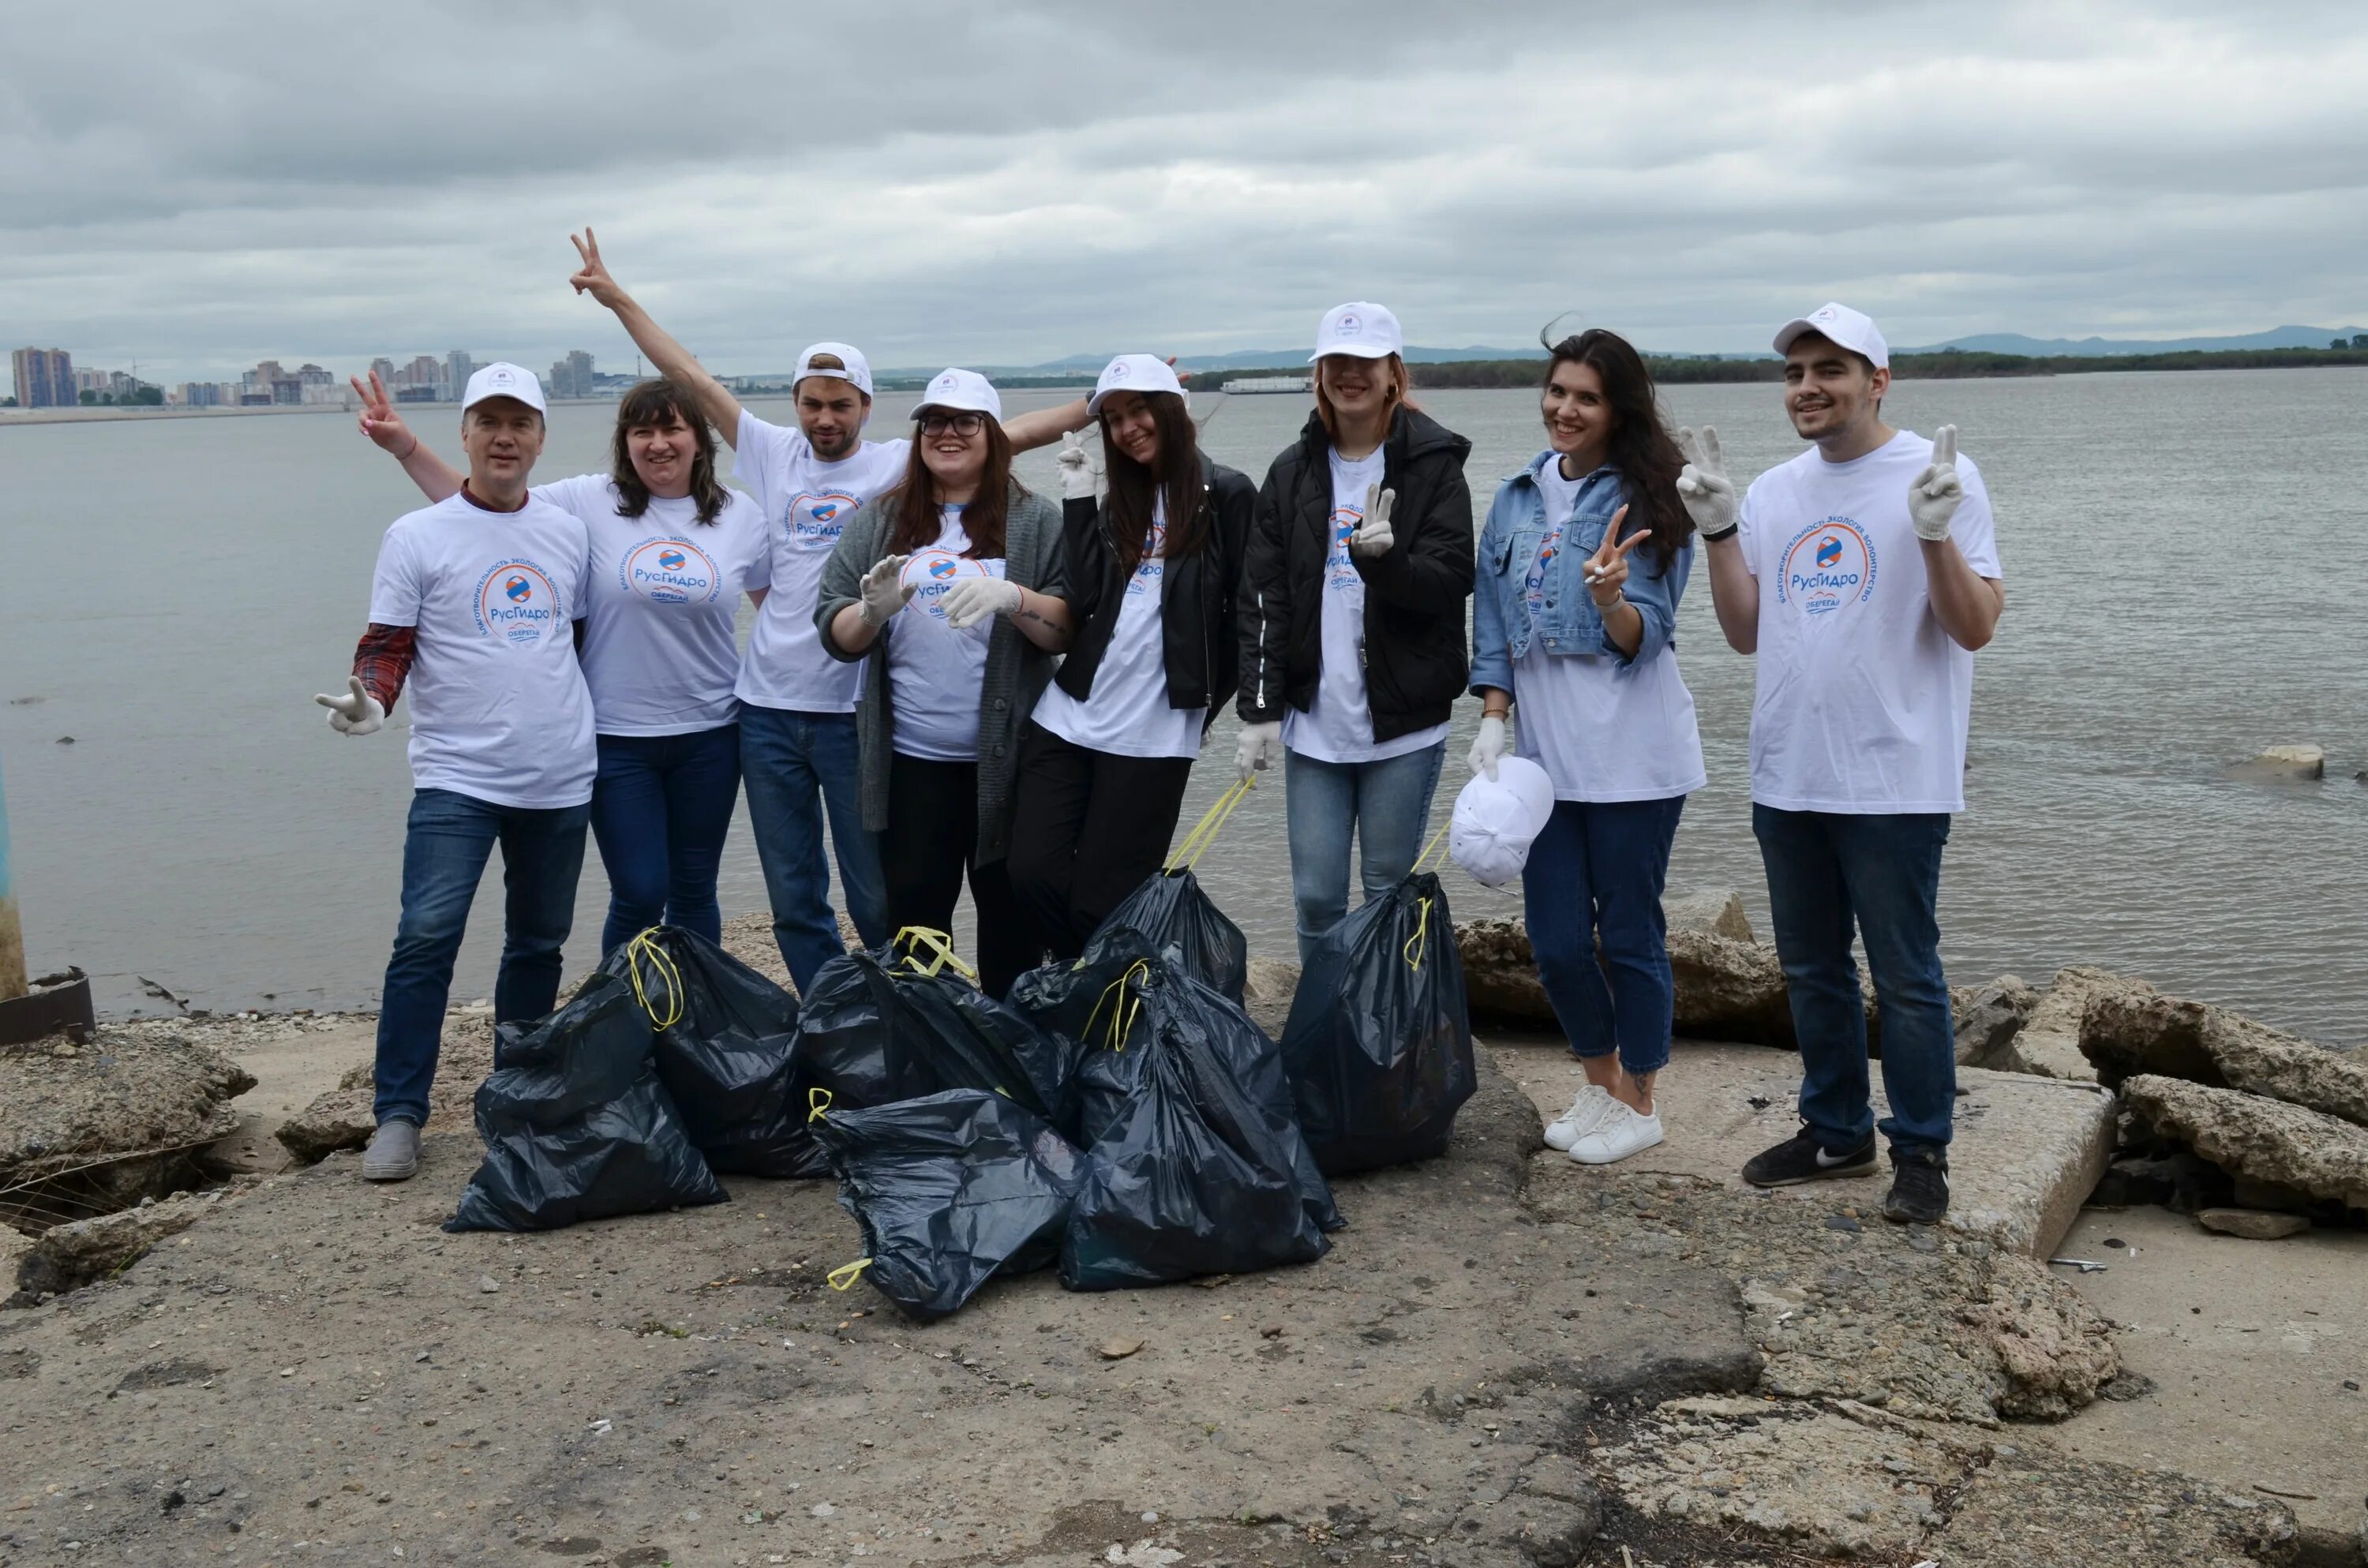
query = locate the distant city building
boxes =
[179,381,223,408]
[446,350,474,399]
[75,368,111,396]
[369,357,397,388]
[547,349,596,400]
[403,354,443,396]
[11,347,73,409]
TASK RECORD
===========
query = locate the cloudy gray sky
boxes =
[6,0,2366,381]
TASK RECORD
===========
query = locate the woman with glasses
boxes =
[816,369,1074,997]
[1006,354,1256,961]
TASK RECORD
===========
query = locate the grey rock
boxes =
[2123,1075,2368,1211]
[1955,974,2040,1068]
[1932,1450,2298,1566]
[2231,743,2325,782]
[2081,992,2368,1128]
[2195,1207,2310,1241]
[1662,888,1755,944]
[2003,966,2156,1082]
[0,1034,256,1221]
[13,1184,243,1297]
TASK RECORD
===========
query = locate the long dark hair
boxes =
[1539,326,1692,569]
[1101,392,1206,573]
[884,415,1018,558]
[612,379,727,525]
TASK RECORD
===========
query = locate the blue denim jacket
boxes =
[1469,452,1692,697]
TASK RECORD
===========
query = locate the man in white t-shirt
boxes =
[311,364,597,1183]
[563,229,1092,994]
[1680,303,2006,1226]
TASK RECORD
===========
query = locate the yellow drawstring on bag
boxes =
[893,926,976,982]
[807,1087,834,1124]
[623,927,684,1029]
[826,1258,874,1292]
[1164,776,1254,874]
[1401,819,1452,971]
[1084,960,1152,1051]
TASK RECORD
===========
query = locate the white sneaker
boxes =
[1568,1103,1665,1166]
[1543,1084,1616,1151]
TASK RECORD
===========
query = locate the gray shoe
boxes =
[362,1119,421,1182]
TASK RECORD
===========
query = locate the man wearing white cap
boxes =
[312,364,596,1182]
[564,230,1092,994]
[1677,301,2005,1224]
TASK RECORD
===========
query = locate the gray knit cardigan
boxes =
[815,479,1068,864]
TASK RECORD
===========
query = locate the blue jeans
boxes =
[374,788,590,1127]
[738,704,888,995]
[589,724,743,955]
[1523,795,1686,1077]
[1752,805,1955,1152]
[1283,743,1446,964]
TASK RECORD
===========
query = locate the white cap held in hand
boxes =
[1449,756,1557,889]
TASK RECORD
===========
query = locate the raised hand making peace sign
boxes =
[348,369,417,459]
[1583,504,1651,608]
[1907,423,1964,541]
[568,226,630,311]
[1673,426,1739,541]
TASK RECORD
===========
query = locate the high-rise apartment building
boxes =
[446,350,473,398]
[547,349,596,400]
[10,347,73,408]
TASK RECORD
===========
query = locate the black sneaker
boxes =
[1883,1146,1950,1224]
[1741,1125,1878,1188]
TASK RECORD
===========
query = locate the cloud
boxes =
[6,0,2366,380]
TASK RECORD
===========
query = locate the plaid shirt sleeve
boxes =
[351,623,417,711]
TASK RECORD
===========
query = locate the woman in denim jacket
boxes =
[1469,328,1704,1165]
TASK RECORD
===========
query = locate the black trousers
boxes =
[1006,721,1197,964]
[882,752,1037,999]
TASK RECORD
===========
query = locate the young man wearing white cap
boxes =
[313,364,596,1182]
[1678,301,2005,1224]
[564,230,1091,994]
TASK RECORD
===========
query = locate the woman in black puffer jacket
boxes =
[1235,302,1475,963]
[1006,354,1255,963]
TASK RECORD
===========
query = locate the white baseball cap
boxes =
[1087,353,1187,417]
[1772,302,1890,369]
[1309,301,1403,363]
[907,367,1002,423]
[461,361,547,415]
[1448,756,1557,889]
[794,341,874,398]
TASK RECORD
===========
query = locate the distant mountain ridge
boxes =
[758,324,2368,383]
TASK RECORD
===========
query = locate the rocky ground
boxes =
[2,914,2362,1566]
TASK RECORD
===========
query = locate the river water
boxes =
[2,369,2362,1044]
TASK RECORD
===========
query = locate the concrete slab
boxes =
[2048,1203,2368,1547]
[1487,1034,2119,1257]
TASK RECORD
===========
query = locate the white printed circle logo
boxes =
[789,492,858,548]
[1107,360,1131,383]
[1778,518,1877,617]
[900,548,999,628]
[1325,506,1362,590]
[1336,312,1362,336]
[620,537,719,605]
[473,558,564,645]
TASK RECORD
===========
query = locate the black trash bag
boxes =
[1280,871,1476,1175]
[796,932,1077,1130]
[808,1088,1085,1321]
[448,975,727,1233]
[1021,926,1339,1233]
[587,926,819,1177]
[1060,956,1336,1290]
[1091,868,1248,1005]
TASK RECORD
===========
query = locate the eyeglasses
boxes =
[918,411,987,436]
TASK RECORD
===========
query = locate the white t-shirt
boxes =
[533,473,767,737]
[886,507,1006,762]
[1283,449,1452,765]
[366,492,597,810]
[1738,429,2002,814]
[733,411,912,714]
[1032,503,1204,759]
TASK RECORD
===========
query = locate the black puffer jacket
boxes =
[1236,406,1474,743]
[1052,452,1255,719]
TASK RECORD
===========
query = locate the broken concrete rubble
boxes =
[2123,1074,2368,1212]
[0,1031,255,1227]
[2082,991,2368,1128]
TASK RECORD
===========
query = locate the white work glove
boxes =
[314,675,385,737]
[859,555,913,627]
[1348,484,1396,559]
[1235,720,1282,784]
[1908,425,1965,542]
[1468,715,1507,781]
[942,576,1021,631]
[1055,429,1101,502]
[1674,426,1740,541]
